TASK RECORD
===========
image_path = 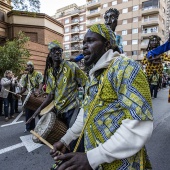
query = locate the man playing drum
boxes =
[17,61,43,132]
[49,24,153,170]
[27,41,87,151]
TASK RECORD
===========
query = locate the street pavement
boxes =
[0,87,170,170]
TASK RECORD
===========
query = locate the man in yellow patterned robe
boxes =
[50,24,153,170]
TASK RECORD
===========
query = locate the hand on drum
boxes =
[50,141,67,158]
[53,152,92,170]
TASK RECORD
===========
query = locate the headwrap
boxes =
[27,61,34,66]
[48,40,62,51]
[89,24,116,48]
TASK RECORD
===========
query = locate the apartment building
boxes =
[53,4,86,61]
[87,0,167,60]
[54,0,167,61]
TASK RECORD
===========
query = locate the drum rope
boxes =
[73,59,115,152]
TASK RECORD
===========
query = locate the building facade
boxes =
[55,0,167,61]
[53,4,86,61]
[0,0,64,73]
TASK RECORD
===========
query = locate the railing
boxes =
[87,0,100,5]
[71,38,80,42]
[142,6,159,11]
[87,19,101,24]
[71,29,79,33]
[143,18,158,22]
[72,19,79,23]
[142,29,158,34]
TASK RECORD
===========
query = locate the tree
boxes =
[0,31,30,78]
[10,0,40,12]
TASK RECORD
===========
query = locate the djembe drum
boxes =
[32,112,67,145]
[23,92,46,111]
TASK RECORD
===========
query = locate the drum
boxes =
[23,92,46,111]
[32,112,67,145]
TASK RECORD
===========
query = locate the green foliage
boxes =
[10,0,40,12]
[0,31,30,78]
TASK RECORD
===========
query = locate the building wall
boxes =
[55,0,167,61]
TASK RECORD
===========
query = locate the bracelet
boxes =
[60,139,70,151]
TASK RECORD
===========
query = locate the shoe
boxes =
[5,117,8,121]
[24,129,30,133]
[11,115,15,118]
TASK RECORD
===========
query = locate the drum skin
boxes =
[33,112,67,145]
[25,94,45,111]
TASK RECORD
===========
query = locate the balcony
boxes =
[87,10,100,18]
[141,29,159,38]
[141,18,159,26]
[71,19,79,25]
[86,19,101,27]
[142,6,159,16]
[87,0,101,10]
[71,38,80,43]
[71,29,79,34]
[71,47,81,51]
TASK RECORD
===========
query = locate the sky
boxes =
[40,0,86,16]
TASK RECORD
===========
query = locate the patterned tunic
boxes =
[82,56,153,170]
[46,60,87,114]
[21,70,43,91]
[141,53,170,77]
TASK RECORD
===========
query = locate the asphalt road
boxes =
[0,87,170,170]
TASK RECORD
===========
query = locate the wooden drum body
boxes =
[23,93,46,111]
[33,112,67,145]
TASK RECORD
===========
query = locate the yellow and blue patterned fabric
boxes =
[47,60,87,114]
[21,70,43,90]
[89,24,116,49]
[82,56,153,170]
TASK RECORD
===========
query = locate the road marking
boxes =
[1,121,24,127]
[20,134,42,152]
[0,142,24,155]
[12,111,24,123]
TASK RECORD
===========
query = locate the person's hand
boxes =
[69,58,76,62]
[54,152,92,170]
[34,90,41,97]
[50,141,67,158]
[15,92,22,99]
[25,109,40,124]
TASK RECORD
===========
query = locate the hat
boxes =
[48,40,62,51]
[27,61,34,66]
[89,24,116,48]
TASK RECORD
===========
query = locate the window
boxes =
[79,25,84,31]
[132,51,138,55]
[122,41,127,45]
[132,28,138,34]
[132,40,138,44]
[123,0,128,2]
[65,27,69,33]
[64,44,69,50]
[122,30,127,35]
[163,7,165,13]
[80,16,84,21]
[103,3,108,8]
[133,17,138,22]
[122,8,128,13]
[122,19,127,24]
[0,11,5,21]
[64,36,69,42]
[65,18,69,24]
[112,1,117,5]
[162,19,165,25]
[79,34,84,40]
[133,5,139,11]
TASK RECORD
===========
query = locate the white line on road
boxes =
[0,142,24,155]
[12,111,24,123]
[1,121,24,127]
